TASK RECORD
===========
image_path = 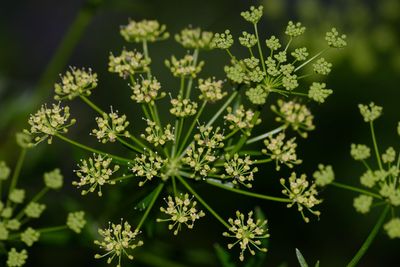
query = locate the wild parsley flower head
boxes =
[350,144,371,160]
[92,110,130,143]
[239,31,257,48]
[224,105,261,135]
[54,67,98,100]
[212,30,234,49]
[94,220,143,266]
[285,21,306,37]
[43,168,63,189]
[265,35,281,51]
[353,194,373,214]
[384,218,400,239]
[131,153,165,186]
[224,154,258,188]
[262,133,302,170]
[108,49,151,78]
[73,154,120,196]
[170,98,198,117]
[358,102,383,122]
[140,120,174,146]
[165,55,204,78]
[175,27,214,50]
[20,228,40,247]
[240,6,264,24]
[25,202,46,218]
[7,248,28,267]
[130,77,165,104]
[9,189,25,204]
[308,82,333,103]
[280,172,322,222]
[157,193,205,235]
[24,103,76,145]
[223,210,269,261]
[120,19,169,43]
[313,164,334,186]
[313,58,332,75]
[246,85,267,105]
[66,211,86,233]
[197,77,226,102]
[325,27,347,48]
[0,161,11,180]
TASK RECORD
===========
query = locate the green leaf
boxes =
[214,243,236,267]
[134,186,161,211]
[315,260,320,267]
[296,248,309,267]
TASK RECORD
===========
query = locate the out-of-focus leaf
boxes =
[214,243,236,267]
[296,248,309,267]
[134,185,161,211]
[315,260,320,267]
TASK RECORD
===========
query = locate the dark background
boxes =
[0,0,399,266]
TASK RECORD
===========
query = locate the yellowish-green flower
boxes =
[54,67,98,100]
[7,248,27,267]
[313,164,334,186]
[92,110,130,143]
[25,202,46,218]
[24,103,76,145]
[308,82,333,103]
[0,161,11,180]
[240,6,264,24]
[20,228,40,247]
[353,195,373,214]
[170,98,198,117]
[280,172,321,222]
[384,218,400,239]
[94,220,143,266]
[9,189,25,204]
[262,133,302,170]
[325,27,347,48]
[285,21,306,37]
[291,47,308,61]
[212,30,234,49]
[182,144,217,178]
[141,120,174,147]
[350,144,371,161]
[265,35,281,51]
[165,55,204,78]
[224,105,261,135]
[246,86,267,105]
[120,19,169,43]
[108,49,150,78]
[224,154,258,188]
[313,58,332,75]
[358,102,383,122]
[198,77,226,102]
[271,100,315,138]
[157,193,205,235]
[130,77,165,104]
[239,31,257,48]
[0,222,9,240]
[43,168,63,189]
[131,153,165,186]
[175,27,214,50]
[382,147,396,164]
[66,211,86,233]
[223,210,269,262]
[73,154,119,196]
[15,132,32,149]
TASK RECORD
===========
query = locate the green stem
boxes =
[80,95,105,115]
[254,23,266,73]
[177,101,207,155]
[141,104,151,120]
[110,174,135,182]
[254,158,273,164]
[370,121,383,170]
[15,187,49,220]
[8,148,27,203]
[142,40,151,78]
[294,48,328,72]
[185,49,199,98]
[116,137,142,154]
[331,182,382,199]
[176,175,229,228]
[206,91,238,127]
[136,183,164,231]
[206,179,291,203]
[246,125,286,144]
[346,205,390,267]
[55,134,131,164]
[38,225,68,234]
[172,176,177,196]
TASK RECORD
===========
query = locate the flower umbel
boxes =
[94,220,144,267]
[54,67,98,100]
[157,193,205,235]
[223,211,269,261]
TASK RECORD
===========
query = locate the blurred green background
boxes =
[1,0,400,266]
